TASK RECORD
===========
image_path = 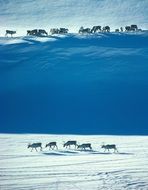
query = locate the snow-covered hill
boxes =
[0,1,148,189]
[0,134,148,190]
[0,0,148,35]
[0,32,148,134]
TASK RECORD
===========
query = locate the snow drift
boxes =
[0,32,148,134]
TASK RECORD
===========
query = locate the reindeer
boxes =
[115,29,119,32]
[125,26,131,32]
[63,141,77,149]
[91,26,101,33]
[120,27,123,32]
[50,28,60,34]
[130,25,138,31]
[5,30,16,37]
[27,29,48,36]
[79,27,91,34]
[28,143,42,152]
[102,26,110,32]
[27,29,38,36]
[77,143,92,150]
[45,142,58,150]
[101,144,118,153]
[38,29,48,36]
[59,28,68,34]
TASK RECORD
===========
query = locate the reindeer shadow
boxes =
[116,152,134,155]
[93,151,134,155]
[42,152,65,156]
[42,150,134,156]
[42,150,79,156]
[59,150,79,154]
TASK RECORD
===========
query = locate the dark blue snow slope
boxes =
[0,33,148,134]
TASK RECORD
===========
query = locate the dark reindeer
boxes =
[120,27,123,32]
[63,141,77,149]
[77,143,92,150]
[115,29,119,32]
[79,26,91,34]
[125,26,131,32]
[130,25,138,31]
[102,26,110,32]
[27,29,48,36]
[45,142,58,150]
[125,25,138,32]
[28,143,42,152]
[59,28,68,34]
[27,29,38,36]
[50,28,68,35]
[38,29,48,36]
[101,144,118,153]
[91,26,101,33]
[50,28,60,34]
[5,30,16,37]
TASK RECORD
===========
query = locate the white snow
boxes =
[0,134,148,190]
[0,1,148,189]
[0,0,148,36]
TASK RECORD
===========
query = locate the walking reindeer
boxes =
[63,141,77,149]
[5,30,16,37]
[45,142,58,150]
[101,144,118,153]
[27,143,42,152]
[77,143,92,150]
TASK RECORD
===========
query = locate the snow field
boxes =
[0,134,148,190]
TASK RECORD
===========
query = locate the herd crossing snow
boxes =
[0,134,148,190]
[2,24,144,37]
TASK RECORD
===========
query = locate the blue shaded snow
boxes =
[0,33,148,134]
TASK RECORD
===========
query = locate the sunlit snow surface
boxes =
[0,134,148,190]
[0,0,148,35]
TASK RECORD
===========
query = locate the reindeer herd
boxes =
[5,24,142,37]
[27,140,118,153]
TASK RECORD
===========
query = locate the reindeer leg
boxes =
[35,148,38,152]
